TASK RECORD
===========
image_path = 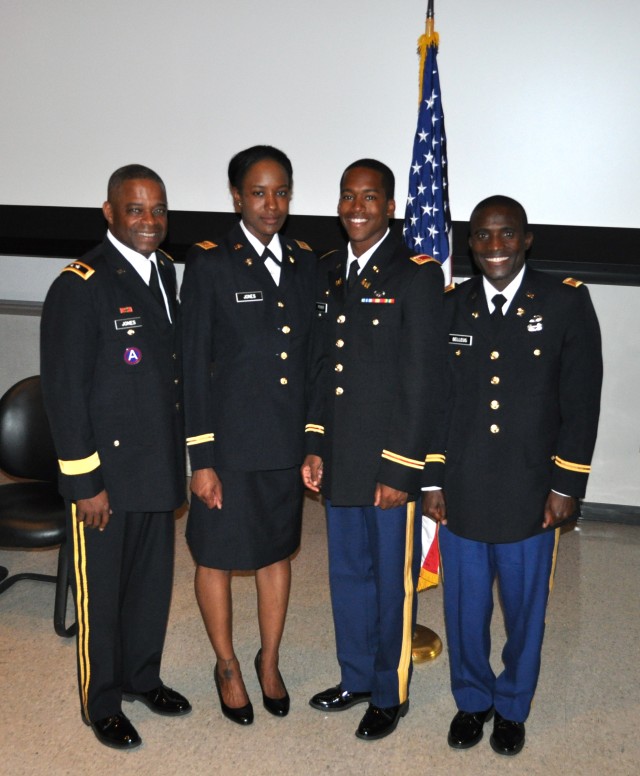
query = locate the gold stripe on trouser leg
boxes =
[71,504,91,720]
[437,527,445,585]
[546,527,561,607]
[396,501,416,705]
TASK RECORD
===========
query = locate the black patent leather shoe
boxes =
[214,664,254,725]
[490,711,525,755]
[309,684,371,712]
[447,707,494,749]
[90,713,141,750]
[355,700,409,741]
[254,649,290,717]
[123,684,192,716]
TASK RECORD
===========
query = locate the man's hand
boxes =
[543,491,576,528]
[301,455,323,492]
[191,468,223,509]
[76,490,111,531]
[374,483,408,510]
[422,489,447,524]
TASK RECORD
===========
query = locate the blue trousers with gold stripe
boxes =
[439,525,559,723]
[325,500,420,708]
[68,506,174,721]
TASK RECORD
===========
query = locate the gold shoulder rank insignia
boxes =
[563,277,583,288]
[410,254,438,265]
[293,239,312,251]
[196,241,218,250]
[61,260,95,280]
[158,249,174,262]
[320,249,339,261]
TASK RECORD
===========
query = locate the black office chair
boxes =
[0,375,75,637]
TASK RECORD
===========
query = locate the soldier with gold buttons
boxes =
[40,165,189,750]
[423,195,603,757]
[180,146,316,725]
[302,159,446,741]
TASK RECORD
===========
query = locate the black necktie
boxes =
[262,248,281,286]
[262,247,282,265]
[347,260,359,290]
[149,260,165,307]
[491,293,507,319]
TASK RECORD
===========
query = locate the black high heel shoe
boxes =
[214,661,254,726]
[254,648,290,717]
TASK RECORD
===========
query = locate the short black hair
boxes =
[228,145,293,190]
[107,164,165,200]
[340,158,395,199]
[470,195,529,232]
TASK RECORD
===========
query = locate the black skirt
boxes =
[186,467,303,570]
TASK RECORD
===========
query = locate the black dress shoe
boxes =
[490,710,525,755]
[355,700,409,741]
[214,664,254,725]
[123,684,192,716]
[309,684,371,712]
[90,713,141,750]
[447,707,494,749]
[254,649,290,717]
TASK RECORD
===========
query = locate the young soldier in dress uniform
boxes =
[181,146,316,726]
[302,159,446,741]
[41,165,190,750]
[423,195,603,756]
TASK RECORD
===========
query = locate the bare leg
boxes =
[255,558,291,698]
[194,565,250,708]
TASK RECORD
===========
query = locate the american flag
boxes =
[403,17,452,288]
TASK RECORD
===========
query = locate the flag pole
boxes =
[411,0,444,665]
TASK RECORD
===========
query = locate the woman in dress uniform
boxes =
[181,146,316,724]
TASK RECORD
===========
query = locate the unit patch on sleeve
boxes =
[123,347,142,365]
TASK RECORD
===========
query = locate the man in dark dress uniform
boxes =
[423,195,603,756]
[302,159,446,741]
[41,165,190,750]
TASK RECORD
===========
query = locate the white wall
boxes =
[584,284,640,505]
[1,0,639,228]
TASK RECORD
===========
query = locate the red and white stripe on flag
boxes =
[418,516,440,591]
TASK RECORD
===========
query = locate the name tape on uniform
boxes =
[114,317,143,330]
[236,291,264,303]
[449,333,473,347]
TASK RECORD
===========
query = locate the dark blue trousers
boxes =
[439,524,559,722]
[325,499,420,708]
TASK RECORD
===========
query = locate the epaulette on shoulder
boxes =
[61,260,95,280]
[563,277,583,288]
[320,249,339,261]
[195,240,218,250]
[158,248,174,262]
[293,239,312,251]
[410,253,439,265]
